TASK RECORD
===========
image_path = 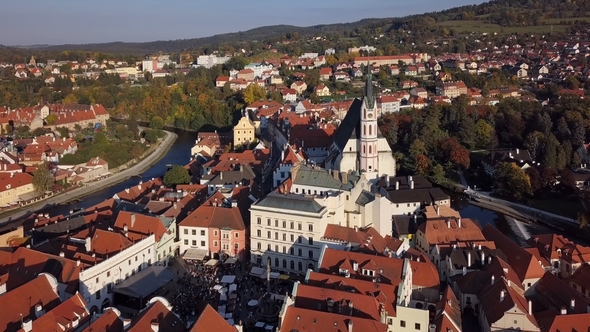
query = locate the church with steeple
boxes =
[325,67,396,179]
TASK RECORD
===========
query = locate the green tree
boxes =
[163,165,191,187]
[46,113,58,125]
[149,116,165,130]
[475,119,494,148]
[430,164,446,184]
[495,162,532,201]
[32,163,54,193]
[144,129,158,144]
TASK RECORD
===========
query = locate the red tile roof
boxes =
[279,306,387,332]
[418,217,485,246]
[114,211,168,242]
[179,192,245,230]
[0,274,61,332]
[82,308,123,332]
[27,293,89,332]
[127,300,185,332]
[190,301,237,332]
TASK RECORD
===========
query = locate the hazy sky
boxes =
[0,0,485,46]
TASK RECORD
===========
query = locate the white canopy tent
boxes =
[205,259,219,266]
[183,248,209,260]
[229,284,237,292]
[255,322,265,328]
[213,284,224,291]
[250,266,264,277]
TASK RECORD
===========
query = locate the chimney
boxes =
[348,319,353,332]
[21,319,32,332]
[151,321,159,332]
[436,205,440,216]
[131,214,136,227]
[281,150,285,161]
[571,299,576,311]
[410,180,414,189]
[500,290,505,302]
[516,148,520,154]
[35,303,45,318]
[85,237,91,253]
[385,175,390,187]
[342,172,348,184]
[429,324,436,332]
[352,260,358,272]
[458,218,462,228]
[123,319,132,330]
[561,306,567,315]
[220,172,223,180]
[491,275,495,285]
[77,259,81,267]
[481,252,485,265]
[467,252,471,267]
[333,170,339,181]
[349,301,354,315]
[447,219,451,228]
[395,181,399,190]
[59,252,65,257]
[528,300,533,315]
[462,266,467,276]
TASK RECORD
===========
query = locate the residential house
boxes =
[482,148,534,176]
[179,191,247,259]
[319,67,332,81]
[377,95,401,114]
[233,115,256,148]
[436,81,468,98]
[315,84,330,97]
[281,88,298,103]
[291,81,307,95]
[0,172,35,206]
[236,69,255,81]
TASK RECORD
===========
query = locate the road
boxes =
[0,130,178,226]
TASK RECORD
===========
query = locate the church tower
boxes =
[359,65,379,176]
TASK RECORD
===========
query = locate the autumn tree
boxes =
[437,137,470,169]
[32,162,54,193]
[415,154,430,176]
[241,84,266,105]
[495,162,532,201]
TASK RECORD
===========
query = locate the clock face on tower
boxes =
[367,112,373,119]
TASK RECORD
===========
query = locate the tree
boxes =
[241,84,266,105]
[475,119,494,148]
[163,165,191,187]
[409,139,427,160]
[415,154,430,176]
[437,137,470,169]
[144,129,158,144]
[149,116,165,130]
[495,162,532,201]
[32,162,54,193]
[46,113,58,126]
[430,164,446,184]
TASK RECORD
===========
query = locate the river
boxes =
[39,129,196,217]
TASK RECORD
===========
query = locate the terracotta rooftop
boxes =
[114,211,168,242]
[279,306,388,332]
[190,301,237,332]
[418,217,485,246]
[82,308,123,332]
[25,293,89,332]
[127,300,185,332]
[179,191,245,231]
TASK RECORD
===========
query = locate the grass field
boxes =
[436,20,570,34]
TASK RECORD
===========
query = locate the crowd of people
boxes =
[163,257,294,330]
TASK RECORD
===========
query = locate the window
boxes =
[200,230,205,236]
[107,271,110,277]
[298,249,302,256]
[184,239,188,245]
[387,318,393,325]
[407,203,410,207]
[192,230,196,235]
[290,234,294,242]
[184,229,188,235]
[96,291,100,300]
[192,240,197,246]
[309,237,313,245]
[308,224,314,232]
[275,232,278,240]
[96,277,99,283]
[283,234,286,241]
[201,241,205,246]
[275,245,279,252]
[290,261,295,269]
[256,230,261,237]
[298,262,303,271]
[135,256,138,261]
[400,321,406,327]
[283,246,286,253]
[282,221,286,228]
[267,244,271,250]
[275,219,278,227]
[235,243,239,249]
[298,223,302,230]
[415,323,420,330]
[290,248,294,255]
[235,233,238,238]
[267,218,271,226]
[257,217,261,224]
[214,230,218,236]
[257,242,261,250]
[275,258,279,267]
[309,250,313,259]
[214,241,218,247]
[267,231,271,239]
[290,222,294,229]
[283,259,287,268]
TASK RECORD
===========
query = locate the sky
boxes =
[0,0,485,46]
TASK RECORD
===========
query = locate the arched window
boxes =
[363,145,365,154]
[275,258,279,267]
[369,145,372,154]
[369,125,372,136]
[283,259,287,268]
[364,109,366,119]
[290,260,295,270]
[298,262,303,271]
[363,125,366,136]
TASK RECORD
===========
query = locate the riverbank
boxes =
[0,130,178,226]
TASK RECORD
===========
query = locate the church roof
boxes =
[332,98,362,151]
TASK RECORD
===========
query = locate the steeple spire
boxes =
[364,61,375,109]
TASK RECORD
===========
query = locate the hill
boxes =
[14,0,590,55]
